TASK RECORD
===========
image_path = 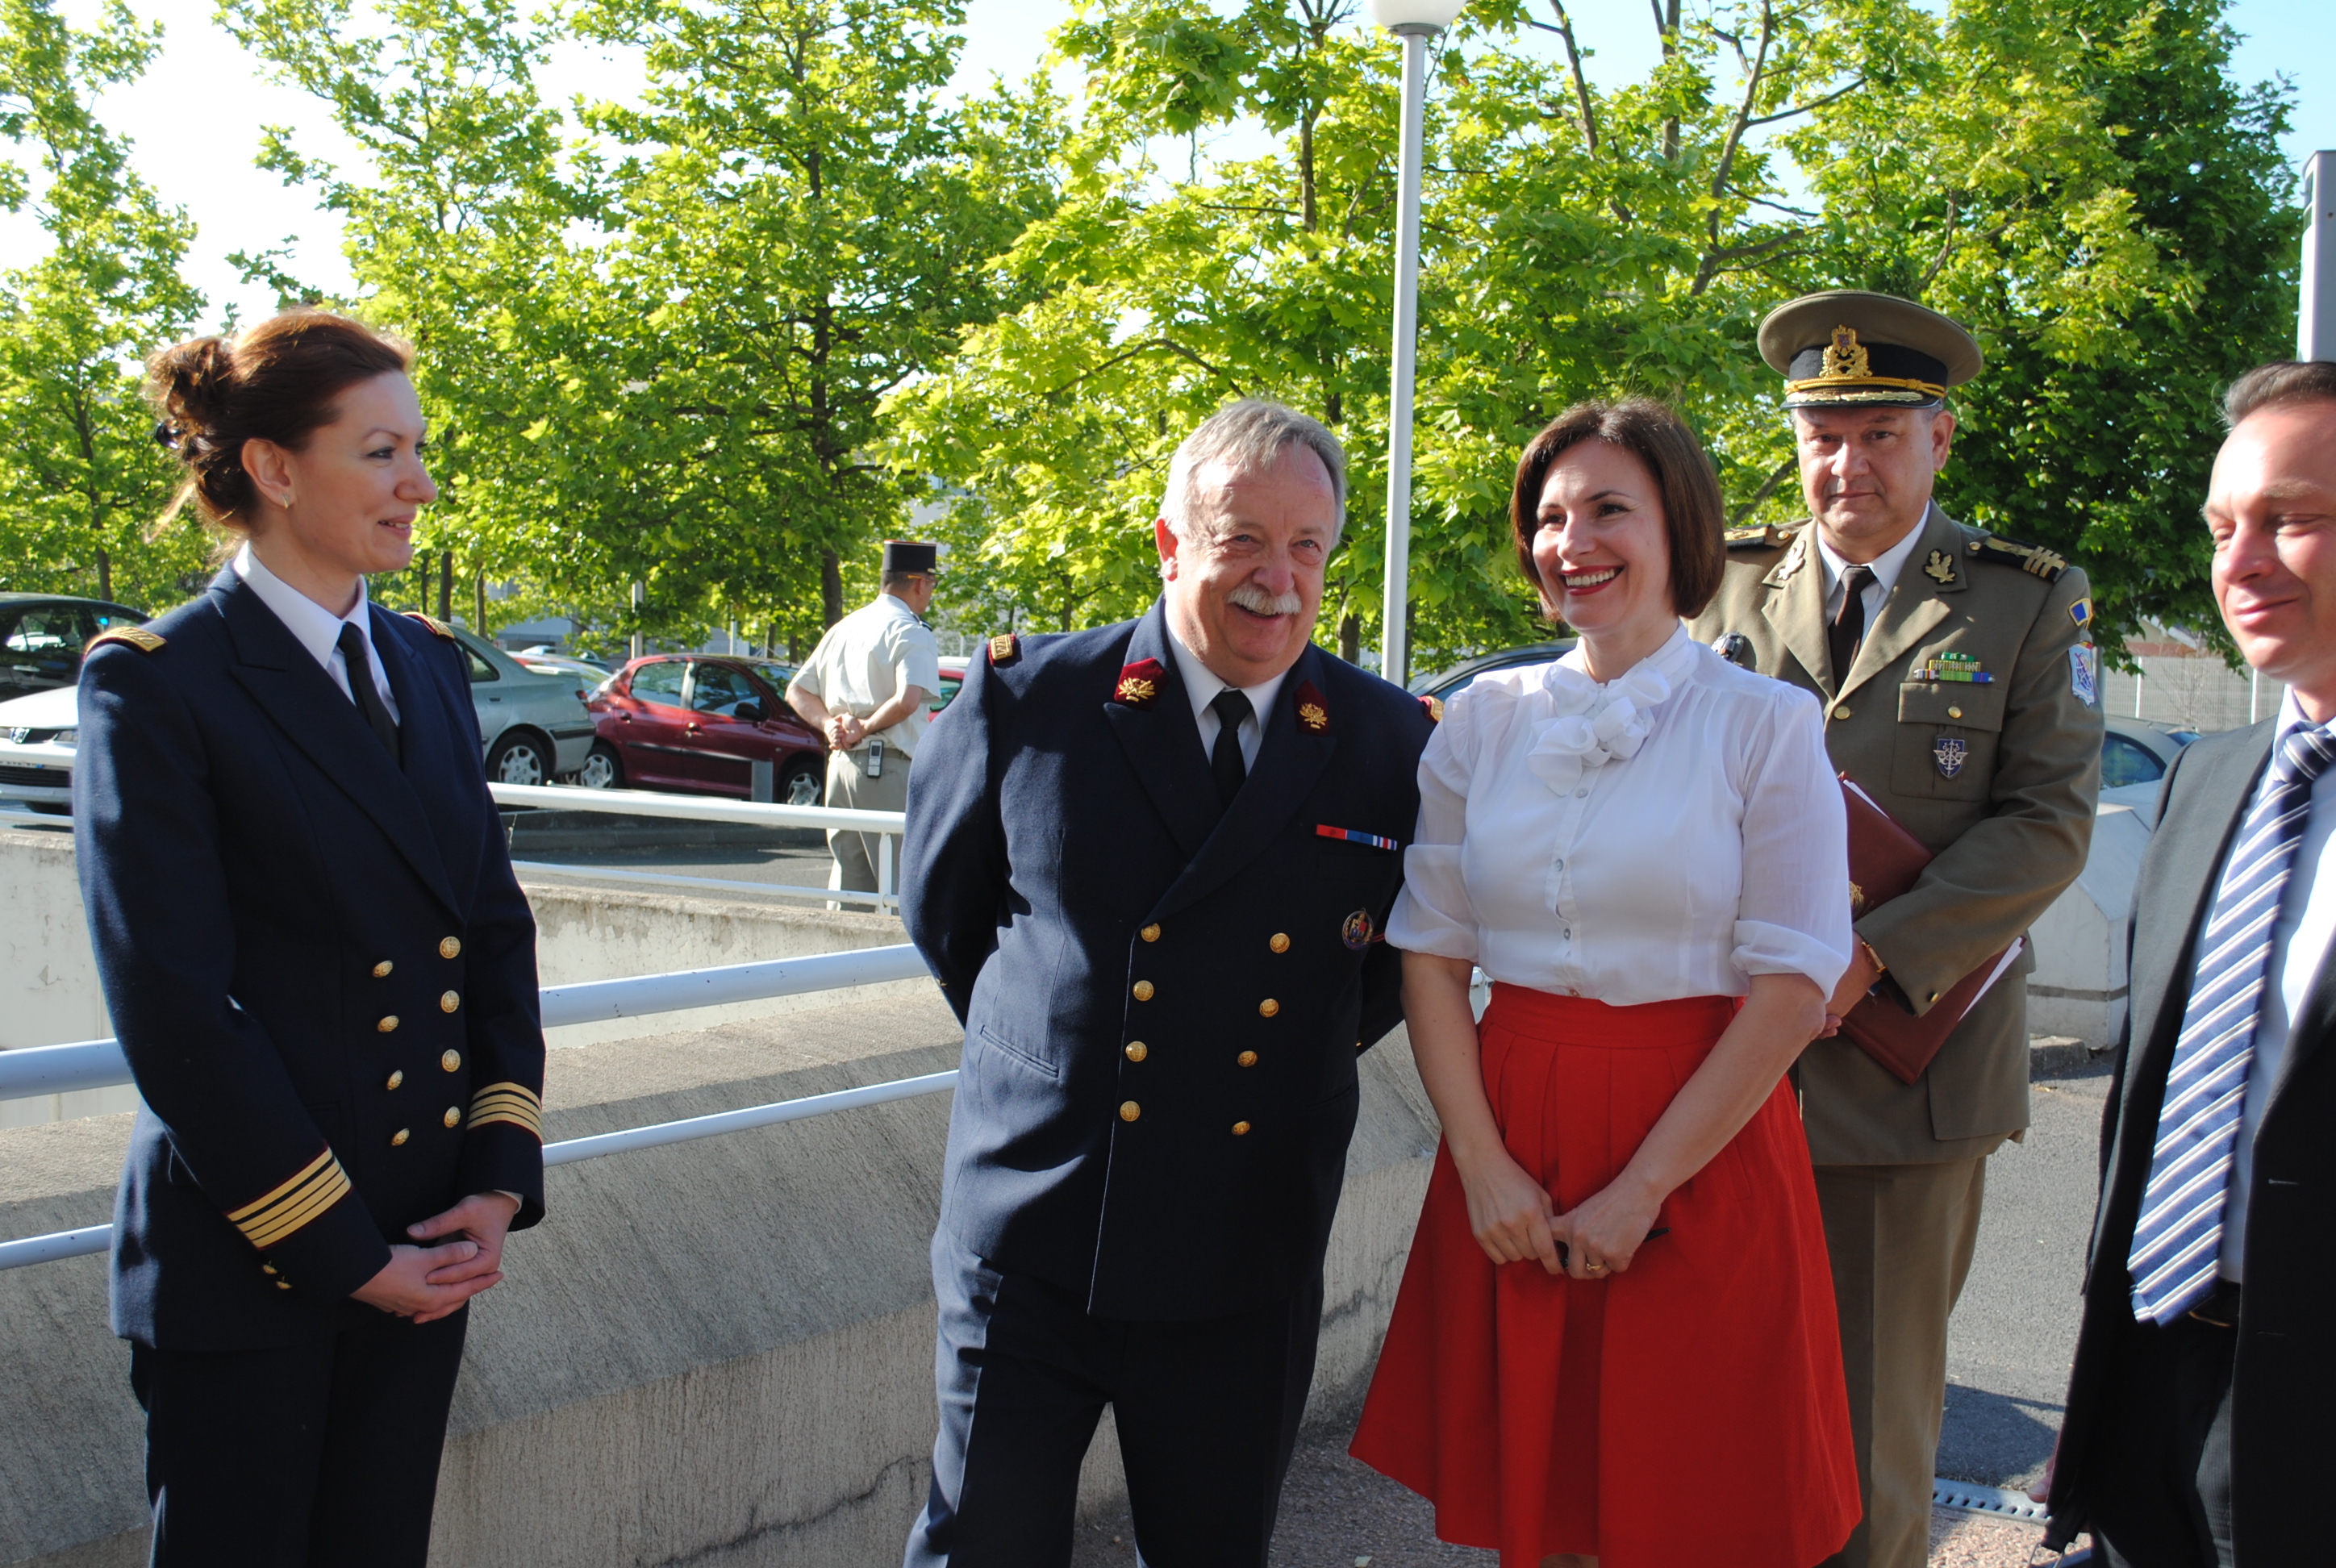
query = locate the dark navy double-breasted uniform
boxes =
[73,565,544,1566]
[900,601,1433,1566]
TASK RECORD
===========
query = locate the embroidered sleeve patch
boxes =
[2069,644,2100,708]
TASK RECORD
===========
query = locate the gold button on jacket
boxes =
[1132,980,1154,1002]
[442,1107,461,1129]
[1237,1050,1258,1068]
[1119,1101,1141,1123]
[377,1015,398,1034]
[390,1128,410,1147]
[441,1050,461,1072]
[439,936,462,960]
[372,960,393,978]
[1124,1042,1148,1062]
[1258,998,1279,1018]
[1268,932,1290,953]
[1140,924,1161,943]
[385,1070,403,1091]
[440,990,461,1014]
[1231,1121,1251,1136]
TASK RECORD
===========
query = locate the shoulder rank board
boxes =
[1724,524,1787,550]
[1967,534,2069,582]
[404,612,457,640]
[987,632,1020,668]
[86,626,165,655]
[1417,694,1444,724]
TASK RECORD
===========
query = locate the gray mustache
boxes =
[1227,584,1304,616]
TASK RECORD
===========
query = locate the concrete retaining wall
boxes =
[0,991,1439,1566]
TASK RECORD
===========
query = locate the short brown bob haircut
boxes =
[1511,398,1728,619]
[2223,360,2336,428]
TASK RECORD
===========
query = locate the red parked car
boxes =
[582,654,830,803]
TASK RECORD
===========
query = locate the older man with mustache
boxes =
[899,399,1438,1567]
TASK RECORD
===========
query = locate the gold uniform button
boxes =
[440,936,462,960]
[390,1128,411,1147]
[261,1263,277,1275]
[372,960,393,978]
[440,990,461,1014]
[1232,1121,1251,1136]
[1237,1050,1258,1067]
[443,1107,461,1129]
[385,1070,404,1091]
[1258,998,1280,1019]
[1833,706,1852,721]
[1133,980,1154,1002]
[1119,1101,1141,1123]
[1947,706,1963,720]
[1124,1042,1148,1062]
[275,1280,292,1291]
[378,1015,399,1034]
[1140,924,1161,943]
[441,1050,461,1073]
[1269,933,1290,954]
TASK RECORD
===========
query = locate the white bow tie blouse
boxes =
[1387,626,1853,1006]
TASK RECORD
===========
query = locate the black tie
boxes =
[337,623,400,762]
[1829,564,1875,689]
[1210,688,1254,807]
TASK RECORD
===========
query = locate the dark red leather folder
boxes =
[1838,775,2022,1085]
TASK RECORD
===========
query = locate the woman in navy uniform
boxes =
[72,310,547,1566]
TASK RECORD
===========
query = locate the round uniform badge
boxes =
[1342,909,1379,950]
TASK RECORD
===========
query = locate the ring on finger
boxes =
[1585,1258,1606,1274]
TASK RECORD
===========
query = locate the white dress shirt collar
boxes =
[1163,614,1291,769]
[1815,505,1931,608]
[232,543,398,718]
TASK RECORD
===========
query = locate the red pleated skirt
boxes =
[1349,985,1859,1568]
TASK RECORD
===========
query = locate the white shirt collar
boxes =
[233,542,373,669]
[1815,504,1931,600]
[875,592,921,621]
[1164,614,1292,735]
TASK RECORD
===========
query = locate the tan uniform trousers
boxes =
[1815,1156,1991,1568]
[824,747,911,895]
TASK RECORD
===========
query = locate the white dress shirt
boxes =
[1165,620,1288,772]
[1387,626,1853,1003]
[1816,507,1931,628]
[794,592,941,757]
[2209,690,2336,1282]
[232,544,400,723]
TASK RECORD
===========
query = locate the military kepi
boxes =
[1758,290,1983,409]
[882,539,940,576]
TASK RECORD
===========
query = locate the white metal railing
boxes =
[489,782,905,913]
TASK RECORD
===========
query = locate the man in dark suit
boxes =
[2048,361,2336,1566]
[900,399,1437,1566]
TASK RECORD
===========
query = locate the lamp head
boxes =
[1365,0,1465,32]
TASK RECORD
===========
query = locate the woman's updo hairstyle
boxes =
[147,309,414,528]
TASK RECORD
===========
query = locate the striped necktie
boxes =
[2127,722,2336,1323]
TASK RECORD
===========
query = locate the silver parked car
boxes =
[444,625,598,784]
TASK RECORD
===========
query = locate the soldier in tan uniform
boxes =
[1687,292,2103,1568]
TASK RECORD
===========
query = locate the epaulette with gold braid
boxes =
[86,626,165,654]
[404,612,457,640]
[1967,534,2070,583]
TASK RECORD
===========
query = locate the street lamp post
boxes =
[1366,0,1465,688]
[2303,150,2335,361]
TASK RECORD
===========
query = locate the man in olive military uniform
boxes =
[1688,292,2103,1568]
[899,400,1435,1566]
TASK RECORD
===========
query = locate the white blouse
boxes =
[1388,625,1852,1004]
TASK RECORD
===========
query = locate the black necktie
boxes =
[1829,564,1875,688]
[336,623,400,761]
[1209,688,1254,807]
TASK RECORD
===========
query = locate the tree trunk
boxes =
[473,573,489,640]
[438,551,453,620]
[821,548,844,628]
[95,547,111,605]
[1339,611,1360,664]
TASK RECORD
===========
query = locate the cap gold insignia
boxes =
[1924,550,1958,586]
[1822,325,1871,381]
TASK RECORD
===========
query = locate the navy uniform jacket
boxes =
[904,601,1435,1321]
[73,568,546,1351]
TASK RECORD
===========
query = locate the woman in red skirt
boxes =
[1351,400,1861,1567]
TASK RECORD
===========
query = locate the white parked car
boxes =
[0,685,77,813]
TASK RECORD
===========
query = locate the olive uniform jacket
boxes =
[903,601,1436,1320]
[74,568,546,1350]
[1687,503,2102,1165]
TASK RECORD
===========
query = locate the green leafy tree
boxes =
[0,0,206,611]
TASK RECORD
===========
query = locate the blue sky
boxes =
[5,0,2328,329]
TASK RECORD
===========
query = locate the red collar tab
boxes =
[1115,657,1166,708]
[1295,680,1329,734]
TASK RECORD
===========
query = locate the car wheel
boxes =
[782,758,824,807]
[578,742,624,790]
[486,731,553,786]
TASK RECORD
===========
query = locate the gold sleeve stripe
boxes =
[467,1082,544,1140]
[225,1149,353,1250]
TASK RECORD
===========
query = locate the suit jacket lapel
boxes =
[215,573,461,918]
[1759,531,1833,694]
[369,608,462,900]
[1103,603,1221,863]
[1841,503,1961,703]
[1151,642,1337,922]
